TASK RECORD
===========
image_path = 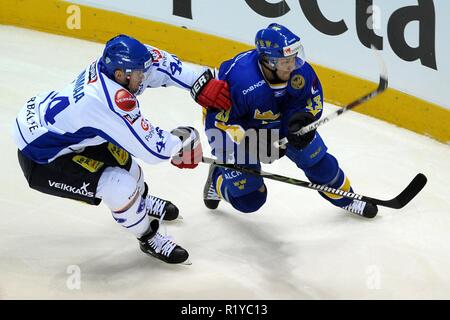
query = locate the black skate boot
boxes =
[138,219,189,264]
[342,199,378,218]
[203,164,221,209]
[143,183,179,221]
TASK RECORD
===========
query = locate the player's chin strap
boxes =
[274,46,388,149]
[202,156,427,213]
[259,60,285,84]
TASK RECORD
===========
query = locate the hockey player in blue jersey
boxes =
[13,34,231,265]
[202,23,378,218]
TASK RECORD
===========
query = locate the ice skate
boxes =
[138,219,190,264]
[143,183,180,221]
[203,164,221,209]
[342,199,378,218]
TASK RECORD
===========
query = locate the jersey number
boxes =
[44,95,70,125]
[170,55,182,75]
[306,95,323,117]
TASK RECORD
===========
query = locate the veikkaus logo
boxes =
[49,180,94,198]
[242,80,266,95]
[114,89,137,112]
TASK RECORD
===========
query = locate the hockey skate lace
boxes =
[343,199,366,214]
[207,183,220,200]
[148,232,177,256]
[148,211,176,256]
[147,195,166,217]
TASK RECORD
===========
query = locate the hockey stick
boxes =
[275,47,388,148]
[202,157,427,214]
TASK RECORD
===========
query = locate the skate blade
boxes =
[164,214,183,222]
[153,214,183,221]
[181,258,192,265]
[142,252,192,265]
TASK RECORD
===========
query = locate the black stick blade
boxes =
[377,173,428,209]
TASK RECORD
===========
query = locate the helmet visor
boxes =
[124,57,152,74]
[125,69,145,85]
[269,44,305,72]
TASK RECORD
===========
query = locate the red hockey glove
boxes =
[190,69,231,111]
[170,126,203,169]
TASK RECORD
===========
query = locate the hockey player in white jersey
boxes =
[12,34,230,264]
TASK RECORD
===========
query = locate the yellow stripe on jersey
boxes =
[268,82,288,90]
[215,174,224,199]
[202,106,207,126]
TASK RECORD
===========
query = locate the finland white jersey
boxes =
[12,59,184,165]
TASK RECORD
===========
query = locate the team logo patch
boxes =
[150,49,163,63]
[115,89,137,112]
[124,112,141,125]
[141,118,150,131]
[283,42,301,56]
[233,179,247,190]
[254,109,280,121]
[107,143,129,166]
[88,61,98,84]
[274,89,286,97]
[291,74,305,90]
[72,155,104,173]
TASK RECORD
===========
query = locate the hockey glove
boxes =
[190,69,232,111]
[287,112,317,149]
[170,126,203,169]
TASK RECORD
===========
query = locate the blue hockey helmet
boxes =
[101,34,151,78]
[255,23,305,71]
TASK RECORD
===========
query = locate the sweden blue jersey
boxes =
[204,49,324,157]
